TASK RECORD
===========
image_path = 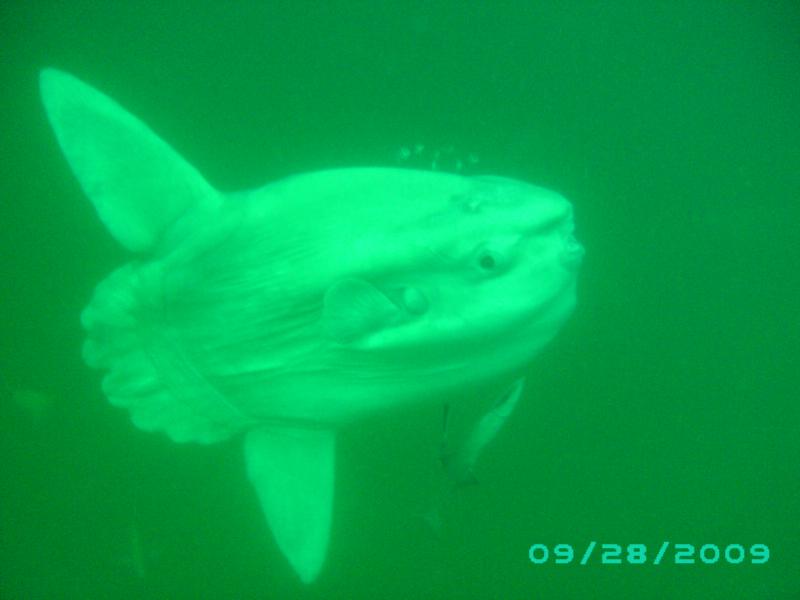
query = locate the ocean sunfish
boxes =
[39,68,584,584]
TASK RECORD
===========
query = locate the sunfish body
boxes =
[39,69,584,583]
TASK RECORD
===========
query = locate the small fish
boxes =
[1,371,54,422]
[39,69,583,584]
[423,379,524,537]
[441,378,526,487]
[116,501,161,581]
[122,517,147,580]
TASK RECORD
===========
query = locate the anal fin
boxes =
[244,426,335,584]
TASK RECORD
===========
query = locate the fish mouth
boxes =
[560,234,584,270]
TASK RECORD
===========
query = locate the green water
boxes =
[1,2,798,598]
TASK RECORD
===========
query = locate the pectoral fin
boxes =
[322,278,401,344]
[244,426,335,584]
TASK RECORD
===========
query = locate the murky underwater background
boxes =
[1,2,798,598]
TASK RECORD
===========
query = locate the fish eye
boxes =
[472,237,519,276]
[478,251,498,271]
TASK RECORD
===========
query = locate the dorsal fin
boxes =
[39,68,221,253]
